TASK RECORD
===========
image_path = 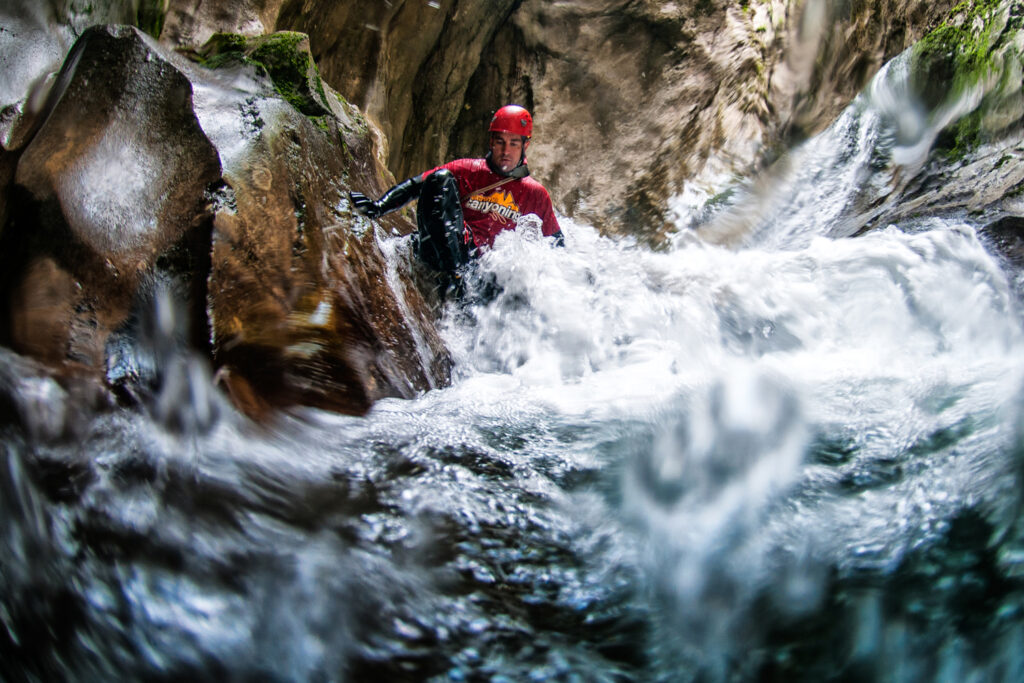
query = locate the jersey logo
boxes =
[465,190,521,225]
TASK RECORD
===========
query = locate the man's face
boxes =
[489,131,527,172]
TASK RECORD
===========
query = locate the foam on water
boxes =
[389,199,1024,676]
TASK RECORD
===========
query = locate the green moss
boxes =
[249,33,318,114]
[315,73,328,109]
[911,0,1018,159]
[194,33,250,71]
[310,116,331,133]
[706,186,738,212]
[136,0,166,39]
[936,108,985,161]
[344,99,370,131]
[912,0,1003,98]
[196,32,331,118]
[204,32,249,54]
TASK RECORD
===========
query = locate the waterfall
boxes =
[691,49,994,250]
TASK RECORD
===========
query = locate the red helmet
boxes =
[489,104,533,139]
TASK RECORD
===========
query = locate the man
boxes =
[349,105,563,286]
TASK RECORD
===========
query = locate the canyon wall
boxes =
[155,0,957,243]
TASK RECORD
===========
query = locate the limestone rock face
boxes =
[149,0,956,242]
[161,0,288,47]
[456,0,958,244]
[161,0,519,179]
[686,1,1024,250]
[271,0,521,183]
[251,0,954,243]
[764,0,958,143]
[1,22,450,419]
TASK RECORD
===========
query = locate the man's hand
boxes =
[349,191,383,218]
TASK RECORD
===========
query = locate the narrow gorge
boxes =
[3,1,1024,681]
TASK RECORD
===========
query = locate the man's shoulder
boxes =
[518,175,552,197]
[443,157,488,173]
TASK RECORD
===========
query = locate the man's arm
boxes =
[350,176,424,218]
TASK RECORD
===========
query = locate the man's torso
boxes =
[426,158,560,248]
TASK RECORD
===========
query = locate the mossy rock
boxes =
[196,31,332,118]
[911,0,1006,106]
[910,0,1023,158]
[135,0,166,39]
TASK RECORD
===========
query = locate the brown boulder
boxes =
[1,23,451,420]
[187,32,450,416]
[3,24,222,371]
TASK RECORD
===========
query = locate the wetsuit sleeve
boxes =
[350,176,422,218]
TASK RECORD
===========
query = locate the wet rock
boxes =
[184,32,451,416]
[3,24,222,372]
[162,0,288,48]
[0,2,75,229]
[0,346,113,443]
[769,0,956,144]
[858,1,1024,232]
[192,31,333,117]
[982,215,1024,269]
[0,1,160,155]
[1,22,451,420]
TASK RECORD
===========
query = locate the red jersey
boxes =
[422,158,561,249]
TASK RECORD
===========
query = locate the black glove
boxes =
[349,191,383,218]
[349,176,424,219]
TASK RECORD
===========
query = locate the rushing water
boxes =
[4,52,1024,682]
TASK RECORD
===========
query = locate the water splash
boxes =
[426,200,1024,677]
